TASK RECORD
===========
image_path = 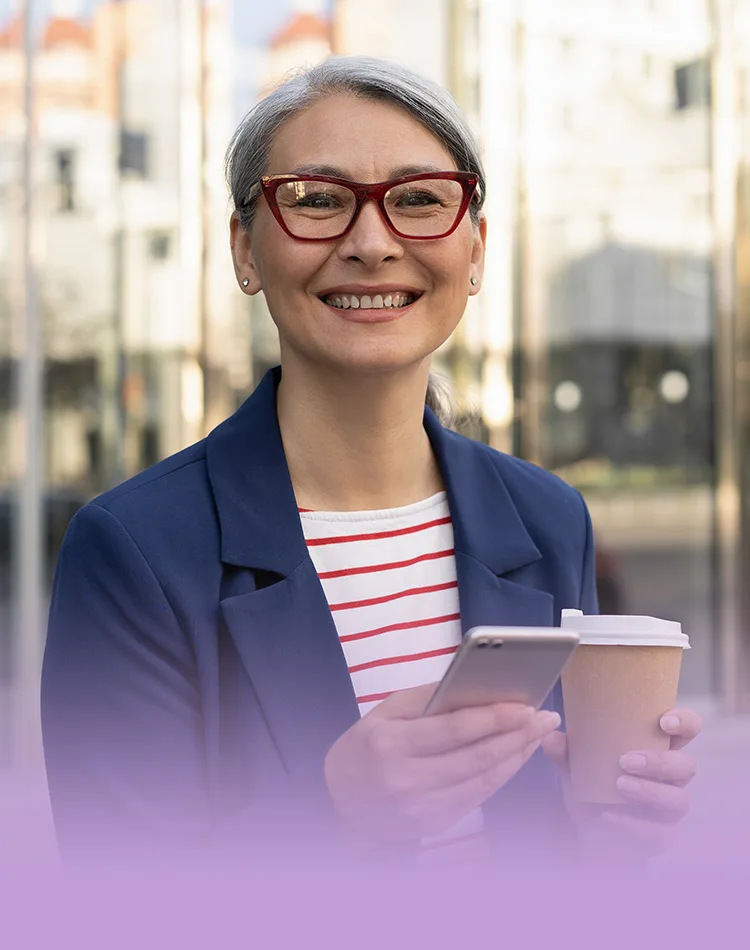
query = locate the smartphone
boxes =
[423,626,579,716]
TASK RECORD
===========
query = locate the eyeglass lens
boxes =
[273,178,467,239]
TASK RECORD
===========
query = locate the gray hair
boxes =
[226,55,486,426]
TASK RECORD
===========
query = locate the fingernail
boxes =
[661,715,680,732]
[538,711,561,730]
[620,753,647,773]
[617,776,641,795]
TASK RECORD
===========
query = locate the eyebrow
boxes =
[289,162,449,179]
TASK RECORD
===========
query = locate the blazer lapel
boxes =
[206,368,359,781]
[424,409,554,633]
[425,412,565,849]
[219,562,359,782]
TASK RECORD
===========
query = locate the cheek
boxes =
[255,237,327,292]
[424,235,473,289]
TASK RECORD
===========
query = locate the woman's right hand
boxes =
[323,683,561,842]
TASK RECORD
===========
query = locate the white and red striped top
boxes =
[299,491,486,860]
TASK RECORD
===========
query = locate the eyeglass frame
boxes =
[241,171,481,242]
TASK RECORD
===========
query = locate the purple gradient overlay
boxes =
[2,757,749,950]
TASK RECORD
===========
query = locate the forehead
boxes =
[266,93,458,179]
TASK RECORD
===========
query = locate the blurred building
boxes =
[263,0,331,93]
[497,0,718,698]
[0,0,245,764]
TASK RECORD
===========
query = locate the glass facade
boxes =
[2,0,750,768]
[510,0,717,697]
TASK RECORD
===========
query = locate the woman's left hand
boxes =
[542,707,702,858]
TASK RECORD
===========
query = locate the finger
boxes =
[397,702,537,756]
[619,749,697,788]
[599,810,677,857]
[541,730,568,770]
[615,774,691,822]
[660,708,703,751]
[411,711,562,790]
[411,734,545,833]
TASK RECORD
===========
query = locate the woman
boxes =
[41,56,700,866]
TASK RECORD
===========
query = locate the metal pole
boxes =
[199,0,209,435]
[103,6,126,490]
[15,0,44,773]
[710,0,746,712]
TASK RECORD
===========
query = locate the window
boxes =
[54,149,75,212]
[149,232,171,260]
[119,130,149,177]
[675,58,711,110]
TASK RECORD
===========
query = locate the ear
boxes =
[230,211,262,294]
[469,212,487,295]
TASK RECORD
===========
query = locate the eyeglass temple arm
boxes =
[240,182,262,208]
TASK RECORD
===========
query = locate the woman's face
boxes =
[230,93,486,378]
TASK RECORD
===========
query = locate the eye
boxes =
[296,192,343,209]
[396,189,441,208]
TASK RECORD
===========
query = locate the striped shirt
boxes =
[299,491,486,860]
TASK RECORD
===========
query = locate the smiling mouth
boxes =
[319,292,421,310]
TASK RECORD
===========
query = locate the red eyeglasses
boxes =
[243,171,480,242]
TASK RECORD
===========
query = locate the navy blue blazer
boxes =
[42,367,598,864]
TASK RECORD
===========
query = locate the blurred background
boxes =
[2,0,750,780]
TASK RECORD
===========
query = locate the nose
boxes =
[335,197,404,265]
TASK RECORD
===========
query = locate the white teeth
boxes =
[323,292,416,309]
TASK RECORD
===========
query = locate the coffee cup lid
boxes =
[560,610,690,648]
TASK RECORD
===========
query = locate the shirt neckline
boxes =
[297,491,448,523]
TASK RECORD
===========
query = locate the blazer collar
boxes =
[206,366,542,578]
[422,410,542,576]
[206,367,309,576]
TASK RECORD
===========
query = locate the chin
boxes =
[302,349,425,380]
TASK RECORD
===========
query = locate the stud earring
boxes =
[242,278,250,288]
[470,277,478,286]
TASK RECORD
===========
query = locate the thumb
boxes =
[541,730,569,772]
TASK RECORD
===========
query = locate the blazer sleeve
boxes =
[41,503,210,862]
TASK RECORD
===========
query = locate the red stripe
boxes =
[318,548,454,580]
[330,580,458,612]
[348,644,458,675]
[356,690,396,705]
[306,516,451,547]
[298,508,314,513]
[340,612,461,644]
